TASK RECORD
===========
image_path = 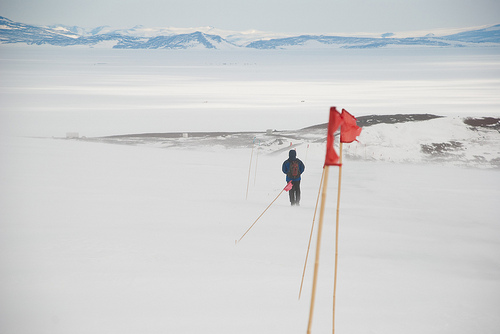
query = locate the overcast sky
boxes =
[1,0,499,33]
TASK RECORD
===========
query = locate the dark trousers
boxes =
[289,180,301,205]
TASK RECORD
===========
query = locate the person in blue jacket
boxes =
[282,149,305,206]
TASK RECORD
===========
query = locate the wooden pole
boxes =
[236,188,285,244]
[306,165,330,334]
[246,141,254,200]
[298,167,325,300]
[254,144,259,186]
[332,142,343,334]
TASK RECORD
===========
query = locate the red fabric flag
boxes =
[284,181,293,192]
[340,109,362,143]
[324,107,344,166]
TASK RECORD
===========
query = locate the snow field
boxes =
[1,44,500,334]
[1,136,499,333]
[1,47,500,139]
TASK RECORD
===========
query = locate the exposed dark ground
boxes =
[71,114,499,167]
[90,114,498,147]
[96,114,446,145]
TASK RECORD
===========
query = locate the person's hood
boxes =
[289,150,296,160]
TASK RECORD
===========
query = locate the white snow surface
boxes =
[1,46,500,138]
[1,46,500,333]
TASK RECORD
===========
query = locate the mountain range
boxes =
[1,16,500,50]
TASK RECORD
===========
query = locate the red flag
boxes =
[324,107,344,166]
[284,181,293,192]
[340,109,362,143]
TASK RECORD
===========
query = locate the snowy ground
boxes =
[1,136,499,334]
[1,46,500,137]
[1,46,500,333]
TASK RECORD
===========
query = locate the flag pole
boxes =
[246,138,255,200]
[237,182,292,244]
[305,144,310,165]
[237,189,283,244]
[299,167,325,300]
[254,141,260,186]
[306,165,330,334]
[332,142,343,334]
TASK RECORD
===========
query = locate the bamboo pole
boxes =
[306,165,330,334]
[332,142,343,334]
[246,140,255,200]
[298,167,325,300]
[254,144,260,186]
[236,188,285,244]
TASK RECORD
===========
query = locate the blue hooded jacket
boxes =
[282,150,305,182]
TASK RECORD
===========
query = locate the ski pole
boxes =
[236,181,293,244]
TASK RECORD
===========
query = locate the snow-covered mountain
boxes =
[114,31,238,49]
[0,16,142,47]
[1,16,499,49]
[246,33,497,49]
